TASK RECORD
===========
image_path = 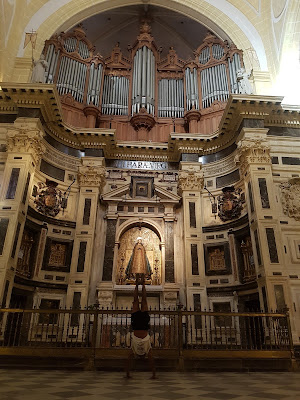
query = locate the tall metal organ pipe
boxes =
[87,63,103,106]
[131,46,155,115]
[200,63,229,108]
[45,44,60,83]
[101,75,129,115]
[228,53,241,93]
[56,56,87,103]
[158,79,184,118]
[185,67,199,111]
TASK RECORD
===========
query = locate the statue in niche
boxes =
[236,68,253,94]
[31,54,48,83]
[125,240,152,283]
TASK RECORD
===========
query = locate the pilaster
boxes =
[66,157,106,308]
[0,118,45,306]
[178,161,206,309]
[235,127,288,312]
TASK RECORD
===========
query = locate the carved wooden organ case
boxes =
[43,23,244,141]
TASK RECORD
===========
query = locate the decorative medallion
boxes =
[280,178,300,221]
[217,186,244,222]
[35,179,62,217]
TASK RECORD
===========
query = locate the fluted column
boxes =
[0,118,45,306]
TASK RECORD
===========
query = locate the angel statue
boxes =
[31,54,48,83]
[236,68,253,95]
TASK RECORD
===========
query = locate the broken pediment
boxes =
[154,185,181,203]
[101,183,131,202]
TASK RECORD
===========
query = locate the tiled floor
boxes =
[0,369,299,400]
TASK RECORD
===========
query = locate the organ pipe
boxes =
[158,79,184,118]
[102,75,129,115]
[228,53,241,93]
[132,46,155,115]
[185,67,199,111]
[200,63,229,108]
[43,27,244,119]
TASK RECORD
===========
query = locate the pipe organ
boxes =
[43,24,244,137]
[131,46,156,115]
[185,67,199,111]
[102,75,129,115]
[158,79,184,118]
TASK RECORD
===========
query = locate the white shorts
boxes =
[131,333,151,356]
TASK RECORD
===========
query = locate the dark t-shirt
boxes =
[131,311,150,330]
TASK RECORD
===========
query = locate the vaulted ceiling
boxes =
[74,4,230,60]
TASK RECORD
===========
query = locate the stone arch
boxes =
[116,218,163,243]
[18,0,266,73]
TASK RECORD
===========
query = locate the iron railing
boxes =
[0,308,292,354]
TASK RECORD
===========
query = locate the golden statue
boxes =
[125,240,152,282]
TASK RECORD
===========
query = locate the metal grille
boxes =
[0,309,291,352]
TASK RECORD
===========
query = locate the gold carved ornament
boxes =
[235,138,271,174]
[77,165,106,188]
[208,248,225,271]
[7,129,45,165]
[178,169,204,192]
[49,243,66,266]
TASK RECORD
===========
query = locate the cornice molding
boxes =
[1,84,299,162]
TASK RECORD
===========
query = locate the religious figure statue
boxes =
[31,54,48,83]
[125,240,152,281]
[236,68,253,94]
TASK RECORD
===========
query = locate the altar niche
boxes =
[116,226,161,285]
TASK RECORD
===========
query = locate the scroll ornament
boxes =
[7,129,45,165]
[280,178,300,221]
[77,165,106,188]
[178,169,204,192]
[235,138,271,174]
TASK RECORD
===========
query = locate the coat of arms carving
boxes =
[280,178,300,221]
[35,179,62,217]
[218,186,244,222]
